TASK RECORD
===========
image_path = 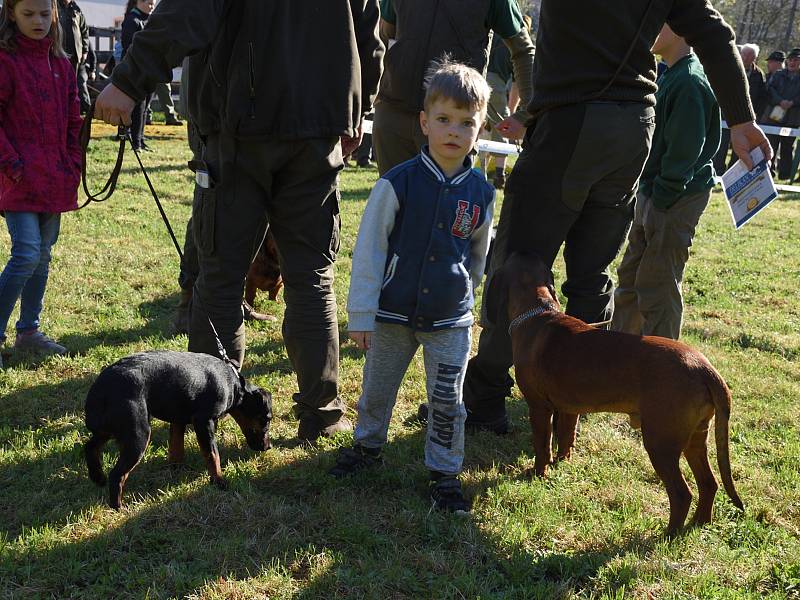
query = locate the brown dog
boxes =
[244,229,283,321]
[486,251,743,535]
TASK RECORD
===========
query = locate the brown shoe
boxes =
[298,415,353,442]
[172,288,193,335]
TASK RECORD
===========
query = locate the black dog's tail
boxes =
[84,433,110,487]
[84,381,110,487]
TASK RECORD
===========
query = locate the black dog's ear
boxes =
[484,264,508,326]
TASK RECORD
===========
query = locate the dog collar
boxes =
[507,301,559,335]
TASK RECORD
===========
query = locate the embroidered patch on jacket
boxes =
[451,200,480,239]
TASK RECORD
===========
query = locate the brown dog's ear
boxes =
[484,264,508,325]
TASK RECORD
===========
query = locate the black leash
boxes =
[80,103,238,372]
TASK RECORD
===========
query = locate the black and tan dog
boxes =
[486,252,743,535]
[84,351,272,509]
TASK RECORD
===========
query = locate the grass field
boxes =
[0,123,798,599]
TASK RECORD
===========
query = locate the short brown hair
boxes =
[423,57,491,116]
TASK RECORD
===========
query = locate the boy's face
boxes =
[420,98,484,172]
[11,0,53,40]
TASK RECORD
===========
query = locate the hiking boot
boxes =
[298,415,353,443]
[430,473,470,514]
[172,288,193,335]
[14,330,67,356]
[465,411,511,435]
[165,117,184,126]
[492,170,506,190]
[328,444,383,478]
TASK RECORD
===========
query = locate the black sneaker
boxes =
[328,444,383,478]
[430,473,470,514]
[465,411,511,435]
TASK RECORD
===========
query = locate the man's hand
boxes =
[340,124,364,157]
[730,121,773,170]
[349,331,372,351]
[495,115,526,141]
[94,83,136,126]
[780,100,794,110]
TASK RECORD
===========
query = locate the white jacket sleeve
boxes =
[346,178,400,332]
[468,191,495,293]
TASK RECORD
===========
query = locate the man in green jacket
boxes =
[94,0,384,442]
[611,24,720,340]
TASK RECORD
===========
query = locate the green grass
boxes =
[0,123,798,599]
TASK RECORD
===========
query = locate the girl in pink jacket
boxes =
[0,0,82,365]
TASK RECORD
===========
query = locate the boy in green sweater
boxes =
[611,24,720,340]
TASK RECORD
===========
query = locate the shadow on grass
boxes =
[0,408,661,598]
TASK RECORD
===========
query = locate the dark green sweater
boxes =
[639,54,720,209]
[528,0,753,126]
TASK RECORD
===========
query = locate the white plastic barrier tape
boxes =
[360,118,522,156]
[722,120,800,137]
[361,119,800,160]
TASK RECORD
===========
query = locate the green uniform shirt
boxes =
[639,53,721,210]
[380,0,523,39]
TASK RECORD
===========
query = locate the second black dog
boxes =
[84,351,273,509]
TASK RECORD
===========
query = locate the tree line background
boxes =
[516,0,800,59]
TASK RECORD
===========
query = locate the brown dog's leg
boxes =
[193,417,228,489]
[555,412,580,462]
[168,423,186,464]
[683,422,718,526]
[529,404,554,477]
[244,279,257,308]
[108,429,150,509]
[644,437,692,536]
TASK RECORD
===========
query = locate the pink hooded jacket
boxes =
[0,34,83,213]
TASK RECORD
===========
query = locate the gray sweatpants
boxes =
[354,322,470,475]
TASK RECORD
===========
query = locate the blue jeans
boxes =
[0,211,61,342]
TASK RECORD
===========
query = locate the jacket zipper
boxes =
[248,42,256,119]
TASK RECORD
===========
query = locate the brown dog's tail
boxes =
[707,367,744,510]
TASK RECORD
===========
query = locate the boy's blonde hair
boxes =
[423,57,491,116]
[0,0,68,58]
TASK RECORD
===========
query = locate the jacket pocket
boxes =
[381,253,399,290]
[193,186,216,255]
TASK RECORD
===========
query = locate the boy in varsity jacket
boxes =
[329,61,494,514]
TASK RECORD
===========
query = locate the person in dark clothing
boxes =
[94,0,384,443]
[714,43,766,173]
[461,0,772,435]
[764,47,800,180]
[766,50,785,87]
[77,37,94,114]
[483,34,515,189]
[57,0,88,73]
[373,0,535,175]
[121,0,154,151]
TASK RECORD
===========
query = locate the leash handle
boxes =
[79,102,127,208]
